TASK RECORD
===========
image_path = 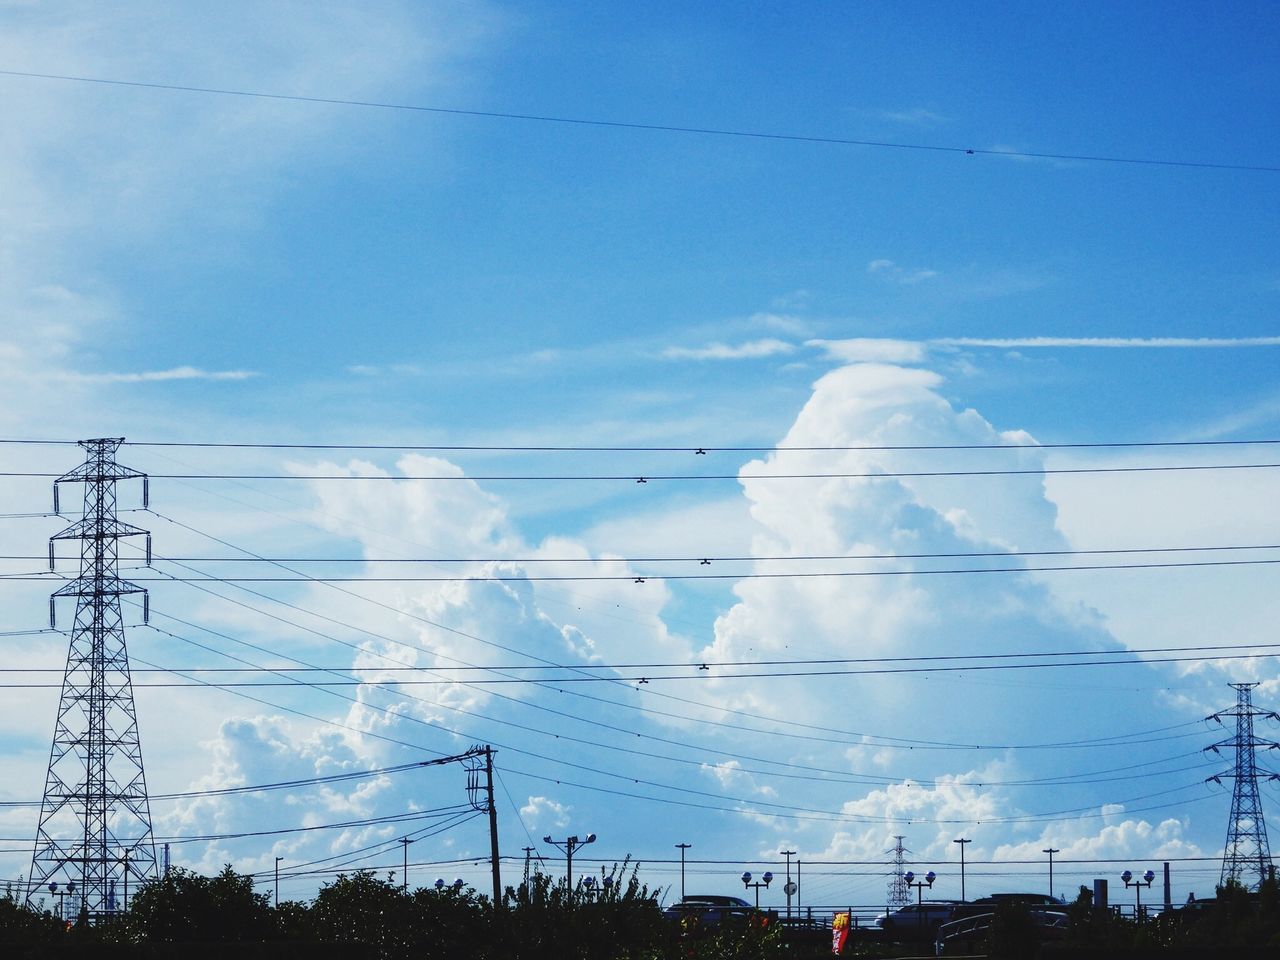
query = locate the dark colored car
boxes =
[875,901,963,940]
[662,894,754,927]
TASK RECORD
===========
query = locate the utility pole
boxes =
[1043,848,1060,899]
[523,847,536,885]
[484,746,502,906]
[400,838,413,893]
[1207,682,1280,890]
[27,439,158,916]
[675,843,691,901]
[780,850,796,919]
[275,857,283,907]
[953,838,971,901]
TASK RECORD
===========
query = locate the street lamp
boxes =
[1121,869,1155,919]
[543,833,596,896]
[1043,848,1060,900]
[903,871,937,907]
[741,870,773,910]
[675,843,692,902]
[48,881,75,920]
[434,878,465,892]
[953,839,971,901]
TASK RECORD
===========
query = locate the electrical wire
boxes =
[13,541,1280,564]
[6,437,1280,451]
[0,70,1276,173]
[7,462,1280,481]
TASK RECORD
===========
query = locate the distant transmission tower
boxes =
[1207,682,1279,891]
[26,438,158,918]
[886,835,910,907]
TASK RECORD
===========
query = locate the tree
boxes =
[125,865,272,943]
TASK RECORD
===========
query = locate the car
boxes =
[662,894,754,926]
[948,892,1066,923]
[936,907,1070,956]
[875,900,963,939]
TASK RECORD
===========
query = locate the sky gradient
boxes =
[1,1,1279,911]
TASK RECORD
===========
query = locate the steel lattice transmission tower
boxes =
[886,835,911,907]
[26,438,158,918]
[1206,682,1280,891]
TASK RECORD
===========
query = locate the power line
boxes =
[133,512,1224,753]
[7,461,1280,481]
[11,555,1280,581]
[16,540,1280,564]
[1,69,1277,173]
[6,437,1280,452]
[7,637,1279,671]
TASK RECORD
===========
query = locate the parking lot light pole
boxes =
[1122,869,1155,919]
[953,839,970,901]
[544,833,596,897]
[676,843,691,901]
[741,870,773,910]
[1043,848,1060,900]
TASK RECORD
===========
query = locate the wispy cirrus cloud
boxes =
[867,259,939,285]
[663,338,796,361]
[54,365,259,383]
[936,336,1280,348]
[808,335,1280,365]
[874,107,950,126]
[805,338,927,364]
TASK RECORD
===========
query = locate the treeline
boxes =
[1,865,784,960]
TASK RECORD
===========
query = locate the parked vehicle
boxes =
[935,900,1070,956]
[662,894,754,927]
[875,900,963,939]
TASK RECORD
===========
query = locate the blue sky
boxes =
[2,0,1279,911]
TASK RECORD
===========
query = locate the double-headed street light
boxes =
[1121,869,1156,919]
[544,833,596,895]
[47,881,75,920]
[741,870,773,909]
[904,870,937,907]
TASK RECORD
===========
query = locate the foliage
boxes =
[124,864,272,943]
[497,861,668,960]
[0,884,69,949]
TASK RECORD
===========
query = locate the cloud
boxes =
[807,338,927,364]
[520,795,571,829]
[663,338,796,361]
[805,335,1280,370]
[874,108,949,126]
[866,259,939,285]
[54,366,259,383]
[935,337,1280,349]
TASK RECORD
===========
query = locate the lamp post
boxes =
[741,870,773,910]
[676,843,691,901]
[48,881,75,920]
[275,857,283,907]
[781,850,796,919]
[543,833,596,897]
[1043,848,1060,900]
[904,871,937,922]
[435,877,465,893]
[1121,869,1155,919]
[953,839,971,901]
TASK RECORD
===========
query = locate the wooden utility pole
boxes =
[485,746,502,906]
